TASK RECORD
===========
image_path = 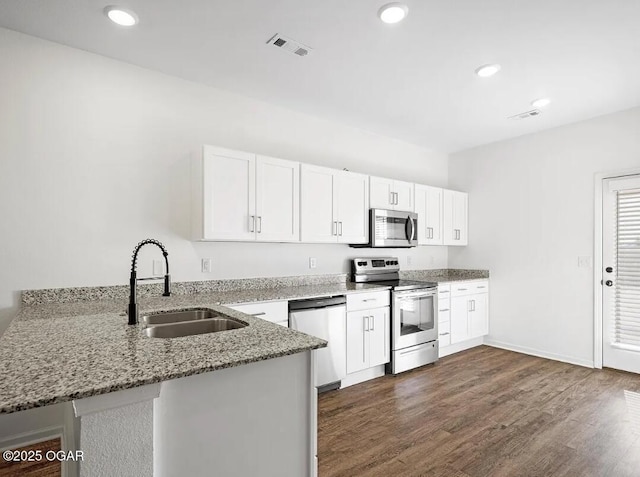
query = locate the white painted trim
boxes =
[340,365,385,388]
[309,350,317,477]
[593,166,640,370]
[72,384,161,417]
[439,337,484,358]
[63,403,79,477]
[0,427,62,451]
[594,172,604,369]
[484,339,594,368]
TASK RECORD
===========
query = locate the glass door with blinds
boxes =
[603,174,640,374]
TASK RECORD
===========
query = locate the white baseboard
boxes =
[439,337,484,358]
[340,365,385,388]
[483,339,594,368]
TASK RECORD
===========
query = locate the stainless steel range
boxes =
[352,257,438,374]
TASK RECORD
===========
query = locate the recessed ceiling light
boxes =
[104,6,139,27]
[475,64,501,78]
[378,3,409,24]
[531,98,551,108]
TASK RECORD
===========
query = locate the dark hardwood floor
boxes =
[0,438,61,477]
[318,346,640,477]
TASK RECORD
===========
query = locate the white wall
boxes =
[449,106,640,366]
[0,28,449,331]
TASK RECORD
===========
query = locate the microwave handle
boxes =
[405,215,414,244]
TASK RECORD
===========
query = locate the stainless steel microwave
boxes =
[353,208,418,248]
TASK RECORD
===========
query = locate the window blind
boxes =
[614,188,640,349]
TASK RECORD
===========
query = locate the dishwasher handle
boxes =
[288,295,346,312]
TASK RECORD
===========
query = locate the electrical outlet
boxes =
[202,258,213,273]
[309,257,317,269]
[152,260,163,276]
[578,256,592,268]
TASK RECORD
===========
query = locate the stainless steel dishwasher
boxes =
[289,295,347,391]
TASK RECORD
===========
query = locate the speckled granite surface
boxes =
[22,273,349,305]
[400,269,489,282]
[1,281,388,414]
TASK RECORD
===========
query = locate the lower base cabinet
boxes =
[346,308,390,374]
[439,280,489,354]
[345,291,390,375]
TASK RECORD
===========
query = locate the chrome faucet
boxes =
[128,239,171,325]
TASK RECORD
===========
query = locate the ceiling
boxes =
[2,0,640,153]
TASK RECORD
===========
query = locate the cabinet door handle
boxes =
[332,221,337,236]
[251,312,266,316]
[395,192,399,205]
[363,298,377,302]
[257,216,262,233]
[249,215,255,233]
[468,300,473,312]
[439,290,449,294]
[389,191,394,205]
[472,300,476,311]
[439,332,450,336]
[439,308,449,312]
[370,315,374,331]
[338,221,343,236]
[364,316,369,332]
[477,286,486,289]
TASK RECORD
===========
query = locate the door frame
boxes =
[594,167,640,369]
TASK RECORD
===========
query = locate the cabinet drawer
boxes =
[226,300,288,324]
[451,281,489,297]
[473,281,489,293]
[347,290,390,311]
[438,309,450,324]
[438,321,451,346]
[437,284,451,298]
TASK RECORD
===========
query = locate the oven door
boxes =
[371,209,418,248]
[392,288,438,350]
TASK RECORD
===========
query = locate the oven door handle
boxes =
[394,290,437,300]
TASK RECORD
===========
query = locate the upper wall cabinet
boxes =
[193,145,300,242]
[443,189,468,246]
[414,185,443,245]
[300,164,369,244]
[369,176,414,212]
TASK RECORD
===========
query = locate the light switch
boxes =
[309,257,317,269]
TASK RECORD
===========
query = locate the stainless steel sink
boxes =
[144,317,247,339]
[142,309,222,326]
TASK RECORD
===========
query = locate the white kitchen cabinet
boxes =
[437,283,452,346]
[469,293,488,337]
[368,308,390,367]
[255,155,300,242]
[193,146,299,242]
[449,281,489,344]
[346,307,390,374]
[369,176,414,212]
[300,164,369,244]
[415,184,443,245]
[443,189,468,246]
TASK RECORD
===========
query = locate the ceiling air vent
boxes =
[509,109,542,120]
[267,33,312,57]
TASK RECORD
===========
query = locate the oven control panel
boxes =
[352,257,400,273]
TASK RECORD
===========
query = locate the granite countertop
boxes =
[400,269,489,283]
[0,281,389,414]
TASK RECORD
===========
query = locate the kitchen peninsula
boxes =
[0,276,387,477]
